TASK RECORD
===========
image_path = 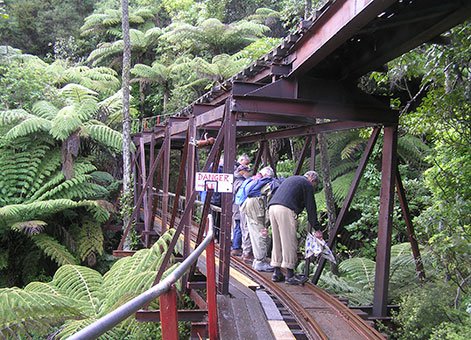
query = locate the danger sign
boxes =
[195,172,233,193]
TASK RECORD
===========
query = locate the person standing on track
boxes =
[240,166,275,272]
[268,171,322,285]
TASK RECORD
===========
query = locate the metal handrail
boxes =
[68,223,214,340]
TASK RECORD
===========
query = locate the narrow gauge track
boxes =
[230,256,385,340]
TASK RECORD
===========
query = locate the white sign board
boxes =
[195,172,233,193]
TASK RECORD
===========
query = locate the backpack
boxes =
[261,177,285,203]
[234,177,253,205]
[246,177,273,198]
[270,177,285,196]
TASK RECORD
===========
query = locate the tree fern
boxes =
[74,218,104,263]
[0,288,83,339]
[51,265,105,316]
[0,229,183,338]
[318,243,428,305]
[31,100,59,120]
[31,234,79,266]
[0,109,31,126]
[82,123,125,153]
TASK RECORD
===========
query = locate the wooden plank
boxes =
[268,320,296,340]
[256,290,283,320]
[245,295,276,340]
[231,298,257,339]
[217,295,238,339]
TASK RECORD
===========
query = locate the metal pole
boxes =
[373,125,398,317]
[69,227,214,340]
[206,215,219,340]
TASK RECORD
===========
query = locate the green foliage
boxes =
[392,281,470,340]
[0,53,55,110]
[31,234,79,266]
[161,18,269,56]
[318,243,426,305]
[0,0,95,57]
[0,229,179,339]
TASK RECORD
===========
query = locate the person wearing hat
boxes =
[240,166,275,272]
[231,163,251,257]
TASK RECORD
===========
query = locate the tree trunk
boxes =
[317,131,339,274]
[121,0,132,249]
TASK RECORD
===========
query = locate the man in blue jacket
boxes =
[268,171,322,285]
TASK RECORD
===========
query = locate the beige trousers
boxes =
[269,205,298,269]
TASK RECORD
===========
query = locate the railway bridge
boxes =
[72,0,471,338]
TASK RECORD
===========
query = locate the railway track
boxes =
[230,256,385,340]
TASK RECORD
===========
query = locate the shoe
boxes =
[272,272,285,282]
[231,249,242,256]
[285,274,308,285]
[241,253,254,263]
[253,260,275,272]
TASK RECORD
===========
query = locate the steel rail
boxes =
[68,226,214,340]
[230,256,384,340]
[230,256,327,340]
[304,283,384,340]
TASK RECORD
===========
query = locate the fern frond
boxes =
[0,109,31,126]
[82,124,124,153]
[60,83,99,104]
[75,218,104,262]
[51,265,104,316]
[398,134,430,164]
[58,318,124,340]
[51,106,82,141]
[31,234,79,266]
[339,257,376,291]
[4,116,52,140]
[78,200,112,222]
[0,199,79,221]
[25,281,61,295]
[0,288,83,339]
[87,41,124,66]
[11,220,47,235]
[32,100,59,120]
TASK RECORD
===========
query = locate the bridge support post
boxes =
[159,286,179,340]
[219,100,236,294]
[206,218,219,339]
[395,167,425,280]
[373,124,398,317]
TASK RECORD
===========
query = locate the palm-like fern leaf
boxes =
[0,229,180,338]
[82,123,124,153]
[32,100,59,120]
[51,265,105,316]
[0,288,83,339]
[0,109,32,126]
[4,116,52,140]
[75,218,104,262]
[60,83,99,104]
[31,234,79,266]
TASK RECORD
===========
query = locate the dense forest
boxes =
[0,0,469,338]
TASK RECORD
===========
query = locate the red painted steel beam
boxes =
[194,105,225,127]
[346,0,471,79]
[219,101,236,295]
[289,0,397,77]
[135,309,208,322]
[395,167,425,280]
[206,220,219,339]
[373,125,398,317]
[237,121,376,144]
[231,95,398,124]
[159,287,179,340]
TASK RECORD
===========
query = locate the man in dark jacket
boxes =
[268,171,321,285]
